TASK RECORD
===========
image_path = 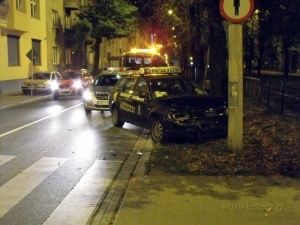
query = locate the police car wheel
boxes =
[150,118,167,143]
[84,106,91,113]
[112,107,124,127]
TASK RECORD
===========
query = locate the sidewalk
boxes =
[1,92,299,225]
[113,154,300,225]
[0,92,50,109]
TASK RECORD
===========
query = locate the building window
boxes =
[65,15,71,29]
[32,39,41,65]
[7,35,20,66]
[52,10,58,28]
[30,0,39,18]
[53,47,58,64]
[16,0,25,11]
[65,48,72,64]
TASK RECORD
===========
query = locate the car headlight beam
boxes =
[72,81,82,89]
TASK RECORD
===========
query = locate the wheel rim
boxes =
[152,120,163,142]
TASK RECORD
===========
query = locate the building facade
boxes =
[0,0,151,94]
[0,0,48,93]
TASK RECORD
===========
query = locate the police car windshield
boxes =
[94,75,119,86]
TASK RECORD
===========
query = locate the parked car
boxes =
[109,66,228,143]
[21,71,61,95]
[83,68,131,113]
[52,69,93,100]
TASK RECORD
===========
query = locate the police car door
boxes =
[117,78,137,123]
[131,78,151,126]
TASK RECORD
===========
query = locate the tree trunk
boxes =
[92,38,102,76]
[207,2,227,97]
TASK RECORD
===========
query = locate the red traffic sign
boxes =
[220,0,255,23]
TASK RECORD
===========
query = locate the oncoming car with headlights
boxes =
[21,71,61,95]
[83,68,130,113]
[52,69,93,100]
[109,66,228,143]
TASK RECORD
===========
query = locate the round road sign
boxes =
[220,0,255,23]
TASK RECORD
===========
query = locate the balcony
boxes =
[64,0,79,10]
[0,2,9,27]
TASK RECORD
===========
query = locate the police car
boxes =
[109,66,228,143]
[83,68,131,113]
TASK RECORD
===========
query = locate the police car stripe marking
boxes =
[0,157,67,218]
[42,160,122,225]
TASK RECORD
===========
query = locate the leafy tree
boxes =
[77,0,138,75]
[247,0,300,76]
[70,19,92,69]
[142,0,227,96]
[269,0,300,77]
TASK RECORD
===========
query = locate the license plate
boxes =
[97,100,109,105]
[61,88,70,92]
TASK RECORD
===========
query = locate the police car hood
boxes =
[158,95,227,109]
[23,79,50,85]
[91,85,113,94]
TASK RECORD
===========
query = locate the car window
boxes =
[150,79,185,98]
[149,78,205,98]
[134,79,149,96]
[114,78,136,94]
[123,78,136,94]
[184,80,208,96]
[33,73,51,80]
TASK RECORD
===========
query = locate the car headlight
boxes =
[72,81,82,89]
[51,81,59,90]
[83,90,92,100]
[168,110,190,121]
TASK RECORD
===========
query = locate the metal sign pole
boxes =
[31,48,33,96]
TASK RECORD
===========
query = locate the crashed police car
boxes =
[109,66,228,143]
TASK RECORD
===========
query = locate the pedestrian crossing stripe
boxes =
[0,155,16,166]
[0,157,67,218]
[0,155,122,224]
[42,160,122,225]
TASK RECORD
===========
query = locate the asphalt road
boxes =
[0,96,144,225]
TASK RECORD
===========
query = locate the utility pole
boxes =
[219,0,254,153]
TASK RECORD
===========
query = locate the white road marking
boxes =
[0,157,67,218]
[43,160,122,225]
[0,155,16,166]
[0,103,82,138]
